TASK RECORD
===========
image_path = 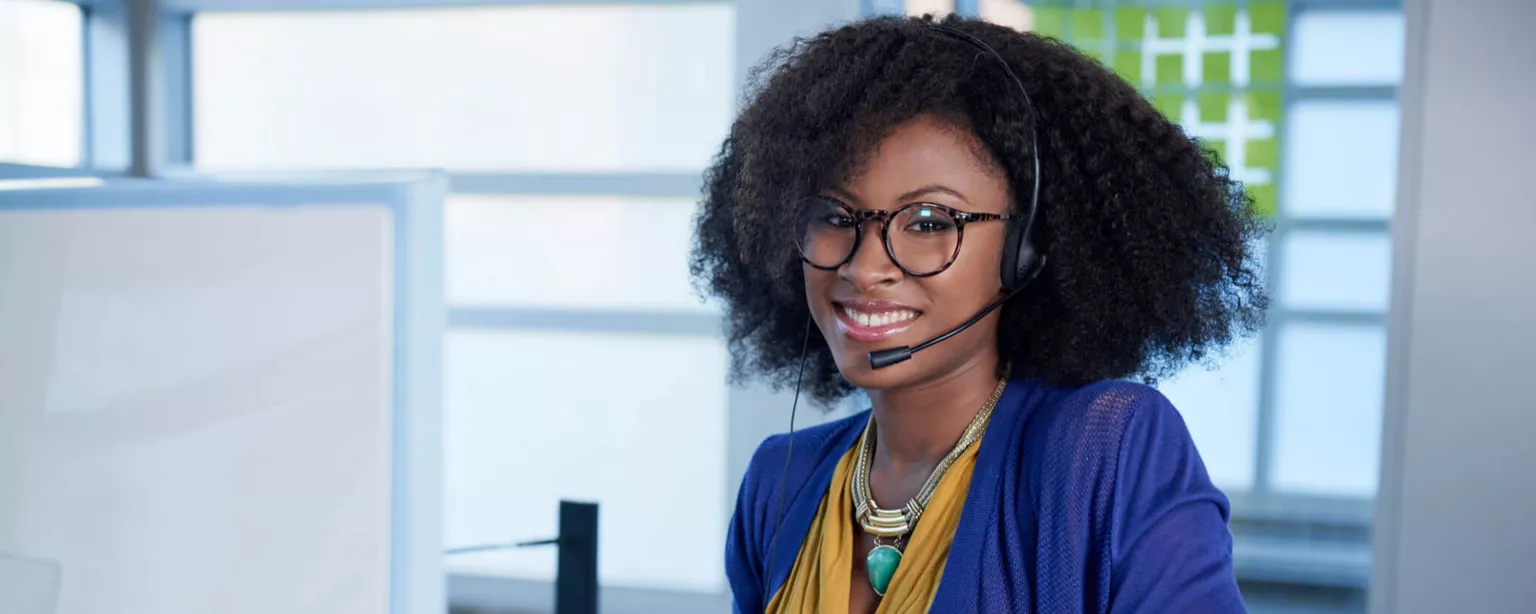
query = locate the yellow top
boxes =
[765,432,981,614]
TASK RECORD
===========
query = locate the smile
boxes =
[834,301,922,343]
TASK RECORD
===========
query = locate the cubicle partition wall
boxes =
[0,176,445,614]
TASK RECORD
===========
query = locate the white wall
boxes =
[1371,0,1536,612]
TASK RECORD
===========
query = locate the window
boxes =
[1291,9,1405,86]
[905,0,955,18]
[191,5,733,172]
[445,195,711,313]
[1158,335,1262,490]
[1272,322,1388,496]
[445,328,729,591]
[0,0,84,168]
[1285,100,1400,219]
[189,2,738,596]
[1268,7,1404,505]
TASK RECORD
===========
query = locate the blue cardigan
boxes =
[725,378,1247,613]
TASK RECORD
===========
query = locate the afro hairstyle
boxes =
[690,14,1269,403]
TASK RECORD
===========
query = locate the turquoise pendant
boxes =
[866,544,902,596]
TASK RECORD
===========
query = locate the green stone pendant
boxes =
[866,544,903,596]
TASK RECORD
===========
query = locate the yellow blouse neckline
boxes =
[764,430,982,613]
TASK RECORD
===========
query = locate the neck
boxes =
[867,352,1001,471]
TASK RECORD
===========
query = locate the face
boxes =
[803,114,1013,392]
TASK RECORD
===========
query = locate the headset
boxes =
[761,21,1046,595]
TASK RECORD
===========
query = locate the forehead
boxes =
[839,114,1009,211]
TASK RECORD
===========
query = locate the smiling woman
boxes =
[692,13,1267,614]
[800,115,1020,394]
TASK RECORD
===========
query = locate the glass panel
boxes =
[1283,100,1400,219]
[0,203,395,614]
[192,5,733,172]
[444,329,729,592]
[0,0,83,167]
[907,0,954,18]
[1291,10,1405,86]
[1029,3,1286,216]
[980,0,1033,31]
[446,195,710,312]
[1281,230,1393,312]
[1157,334,1262,491]
[1272,323,1387,497]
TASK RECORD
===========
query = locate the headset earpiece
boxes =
[1001,216,1037,291]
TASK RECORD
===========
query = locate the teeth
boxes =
[842,306,918,328]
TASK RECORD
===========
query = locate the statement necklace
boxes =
[850,369,1009,597]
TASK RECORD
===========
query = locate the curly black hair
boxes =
[690,14,1268,403]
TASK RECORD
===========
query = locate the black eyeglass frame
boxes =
[795,197,1016,277]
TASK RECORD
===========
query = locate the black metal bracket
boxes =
[445,500,599,614]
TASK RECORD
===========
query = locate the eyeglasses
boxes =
[794,196,1014,277]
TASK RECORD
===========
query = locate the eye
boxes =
[902,206,956,234]
[820,211,857,229]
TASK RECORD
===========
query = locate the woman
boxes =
[692,14,1266,614]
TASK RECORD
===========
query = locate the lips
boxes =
[833,300,922,343]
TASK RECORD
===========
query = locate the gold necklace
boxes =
[850,368,1009,596]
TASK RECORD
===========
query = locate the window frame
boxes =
[1246,0,1398,590]
[160,0,733,347]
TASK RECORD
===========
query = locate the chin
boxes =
[830,345,929,392]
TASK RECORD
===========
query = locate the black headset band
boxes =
[924,22,1045,288]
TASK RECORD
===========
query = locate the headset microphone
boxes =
[867,270,1037,369]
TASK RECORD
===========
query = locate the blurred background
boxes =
[1,0,1529,613]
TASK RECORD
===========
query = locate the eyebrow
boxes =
[827,184,971,206]
[896,185,970,204]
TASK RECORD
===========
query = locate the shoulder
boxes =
[1049,381,1228,539]
[726,409,866,607]
[1063,379,1177,419]
[741,410,867,497]
[1007,378,1227,557]
[1006,379,1207,508]
[1066,380,1199,468]
[731,411,866,515]
[1021,379,1189,460]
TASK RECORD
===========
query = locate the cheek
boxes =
[802,266,843,343]
[948,230,1006,291]
[802,265,834,311]
[802,264,828,296]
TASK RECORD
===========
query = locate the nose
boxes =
[838,221,901,291]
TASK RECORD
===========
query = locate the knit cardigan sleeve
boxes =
[725,433,781,614]
[1104,386,1246,613]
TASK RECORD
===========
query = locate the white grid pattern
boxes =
[1139,8,1280,185]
